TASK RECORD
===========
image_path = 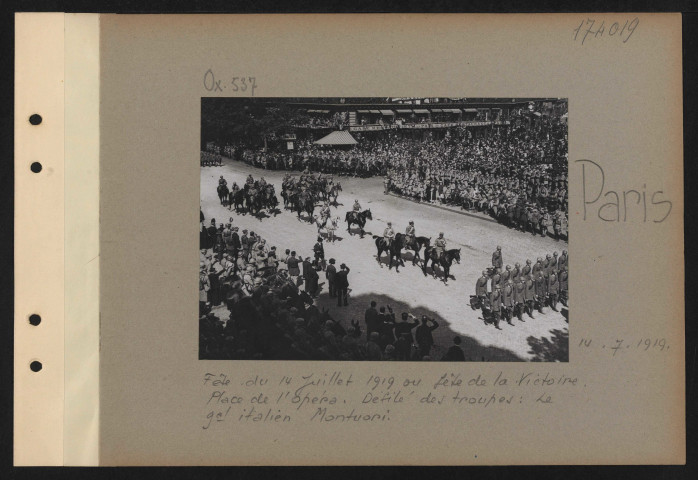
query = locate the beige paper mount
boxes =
[14,12,684,466]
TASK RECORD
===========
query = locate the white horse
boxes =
[326,216,340,243]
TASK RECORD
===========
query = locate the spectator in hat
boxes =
[441,336,466,361]
[287,251,301,285]
[364,300,379,339]
[335,263,350,307]
[415,315,439,358]
[325,258,337,298]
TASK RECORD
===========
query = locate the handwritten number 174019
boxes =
[203,69,257,96]
[573,18,639,45]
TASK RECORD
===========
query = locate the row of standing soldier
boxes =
[472,247,569,330]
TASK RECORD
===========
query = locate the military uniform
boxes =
[313,240,325,262]
[513,279,526,321]
[405,224,415,247]
[320,205,331,220]
[492,249,503,269]
[434,237,447,259]
[511,265,521,283]
[559,268,569,306]
[521,262,532,278]
[532,261,543,277]
[558,253,568,273]
[534,273,547,313]
[491,270,502,291]
[475,275,488,297]
[502,282,515,324]
[490,288,503,329]
[524,277,536,318]
[548,272,560,311]
[501,267,512,284]
[383,226,395,247]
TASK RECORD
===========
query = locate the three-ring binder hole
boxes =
[29,314,41,326]
[29,114,42,125]
[30,361,42,372]
[30,162,42,173]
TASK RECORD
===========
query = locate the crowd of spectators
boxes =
[288,111,348,129]
[386,120,568,233]
[230,138,396,177]
[199,209,460,361]
[207,113,568,231]
[200,209,363,360]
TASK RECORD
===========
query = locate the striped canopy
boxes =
[314,130,358,145]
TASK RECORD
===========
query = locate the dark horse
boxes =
[232,188,247,213]
[296,193,315,223]
[403,236,431,266]
[245,188,263,215]
[344,209,372,238]
[422,247,461,284]
[328,182,342,205]
[217,184,229,206]
[373,233,405,271]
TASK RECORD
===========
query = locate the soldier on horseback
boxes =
[434,232,447,260]
[383,222,395,248]
[218,175,227,187]
[300,166,311,184]
[245,174,254,186]
[319,202,331,224]
[405,221,416,249]
[352,199,361,216]
[259,176,267,187]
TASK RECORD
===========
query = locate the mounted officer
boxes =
[300,165,312,183]
[434,232,446,260]
[218,175,227,187]
[351,199,361,222]
[245,174,254,186]
[383,222,395,248]
[319,201,331,223]
[405,220,416,249]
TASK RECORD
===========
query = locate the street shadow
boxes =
[314,291,525,362]
[526,328,569,362]
[345,227,373,238]
[421,264,456,282]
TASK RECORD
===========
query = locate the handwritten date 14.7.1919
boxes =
[578,337,669,357]
[573,18,639,45]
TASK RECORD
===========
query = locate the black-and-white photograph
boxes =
[199,98,568,361]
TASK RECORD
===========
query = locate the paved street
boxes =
[201,158,569,361]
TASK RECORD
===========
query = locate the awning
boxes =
[307,109,317,113]
[430,109,443,113]
[448,108,462,114]
[313,130,358,145]
[319,110,330,114]
[369,110,381,114]
[413,109,430,114]
[396,109,413,114]
[463,108,478,113]
[357,110,370,113]
[380,110,395,115]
